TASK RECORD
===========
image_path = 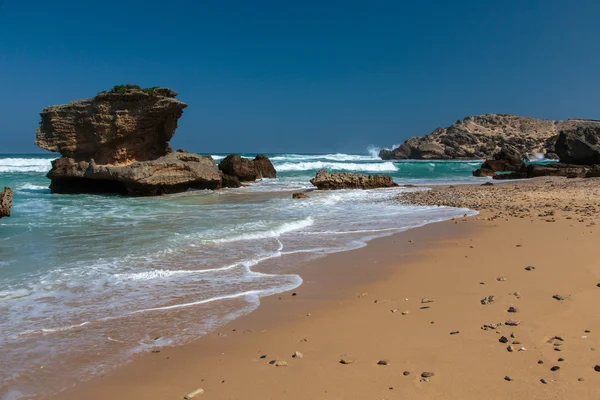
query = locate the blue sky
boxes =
[1,0,599,154]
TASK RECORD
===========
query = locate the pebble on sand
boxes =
[525,266,535,271]
[403,371,411,376]
[552,294,565,301]
[274,361,288,367]
[421,372,435,378]
[183,388,205,399]
[550,366,560,371]
[497,276,507,281]
[507,306,518,313]
[421,298,434,304]
[377,360,390,366]
[340,357,355,365]
[505,319,521,326]
[594,365,600,372]
[541,378,551,384]
[499,336,509,343]
[504,376,513,381]
[292,351,303,359]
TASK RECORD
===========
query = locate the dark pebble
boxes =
[403,371,410,376]
[550,366,560,371]
[538,360,544,364]
[504,375,513,381]
[558,358,564,362]
[499,336,509,343]
[594,365,600,372]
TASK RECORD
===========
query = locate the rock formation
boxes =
[555,126,600,165]
[218,154,277,182]
[36,86,187,165]
[0,187,13,218]
[35,86,232,196]
[47,151,222,196]
[310,169,397,190]
[292,192,309,199]
[380,115,600,160]
[472,144,524,177]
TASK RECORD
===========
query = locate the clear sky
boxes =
[1,0,599,154]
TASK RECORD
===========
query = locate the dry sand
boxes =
[51,177,600,400]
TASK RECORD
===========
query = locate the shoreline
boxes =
[42,177,600,399]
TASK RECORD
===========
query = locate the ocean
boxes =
[0,151,482,399]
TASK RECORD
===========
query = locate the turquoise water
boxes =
[0,152,483,399]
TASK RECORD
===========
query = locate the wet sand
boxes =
[51,177,600,400]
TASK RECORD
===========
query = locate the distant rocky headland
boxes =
[35,85,276,196]
[380,114,600,161]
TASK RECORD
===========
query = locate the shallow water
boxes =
[0,152,484,399]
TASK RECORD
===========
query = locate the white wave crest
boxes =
[209,217,314,243]
[275,161,398,172]
[0,158,53,173]
[270,153,379,162]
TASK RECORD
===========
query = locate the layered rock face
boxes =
[0,187,13,218]
[36,88,187,165]
[35,87,227,196]
[48,151,222,196]
[218,154,277,182]
[310,169,397,190]
[380,115,600,160]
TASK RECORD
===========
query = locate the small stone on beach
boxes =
[550,366,560,371]
[421,372,435,378]
[403,371,410,376]
[504,376,513,381]
[525,266,535,271]
[497,276,507,281]
[292,351,303,359]
[507,306,518,313]
[377,360,390,366]
[505,319,521,326]
[541,378,551,384]
[183,388,204,399]
[450,331,459,335]
[552,294,565,301]
[340,357,355,365]
[421,298,434,304]
[499,336,508,343]
[274,361,288,367]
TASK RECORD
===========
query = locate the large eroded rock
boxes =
[0,187,13,218]
[218,154,277,182]
[36,88,187,165]
[310,169,397,190]
[380,115,600,160]
[555,126,600,165]
[47,151,222,196]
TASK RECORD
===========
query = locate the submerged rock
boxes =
[0,187,13,218]
[292,192,309,199]
[310,169,398,190]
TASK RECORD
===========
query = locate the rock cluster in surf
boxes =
[310,169,397,190]
[380,114,600,161]
[474,125,600,180]
[218,154,277,188]
[35,86,276,196]
[0,187,13,218]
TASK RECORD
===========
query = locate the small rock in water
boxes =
[340,357,355,365]
[421,372,435,378]
[292,351,303,359]
[183,388,205,399]
[274,361,288,367]
[421,298,434,304]
[507,306,518,313]
[504,375,513,381]
[525,266,535,271]
[377,360,390,366]
[552,294,565,301]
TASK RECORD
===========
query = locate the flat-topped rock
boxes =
[310,169,397,190]
[0,187,13,218]
[47,151,222,196]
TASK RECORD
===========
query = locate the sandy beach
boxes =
[50,177,600,400]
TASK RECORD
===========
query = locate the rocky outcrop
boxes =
[47,151,222,196]
[555,126,600,165]
[218,154,277,182]
[36,86,187,165]
[380,115,600,160]
[34,86,235,196]
[310,169,397,190]
[0,187,13,218]
[472,144,524,177]
[253,154,277,179]
[492,163,595,180]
